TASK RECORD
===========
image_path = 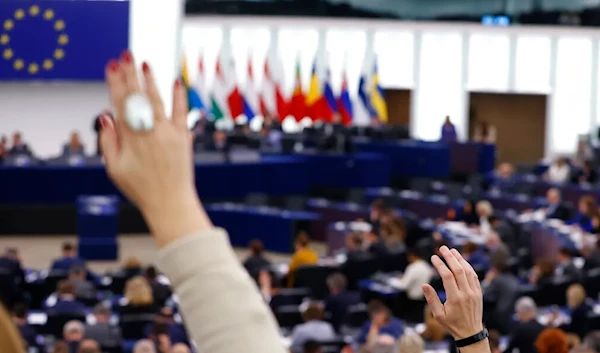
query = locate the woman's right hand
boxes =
[421,246,484,340]
[100,52,212,247]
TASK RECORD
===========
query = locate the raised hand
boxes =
[421,246,484,340]
[100,51,211,247]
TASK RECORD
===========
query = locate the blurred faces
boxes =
[547,189,560,205]
[213,131,226,145]
[497,163,513,179]
[372,311,388,327]
[12,132,22,146]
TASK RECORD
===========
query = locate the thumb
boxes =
[99,116,119,167]
[422,284,444,320]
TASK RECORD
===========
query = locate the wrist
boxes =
[453,325,485,341]
[141,192,213,248]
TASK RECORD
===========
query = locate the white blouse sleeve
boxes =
[158,228,285,353]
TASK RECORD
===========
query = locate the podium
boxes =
[77,195,119,260]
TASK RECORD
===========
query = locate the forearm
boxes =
[158,228,285,353]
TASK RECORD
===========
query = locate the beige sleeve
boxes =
[158,228,286,353]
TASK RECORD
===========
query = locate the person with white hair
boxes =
[398,332,424,353]
[475,200,494,237]
[504,297,546,353]
[133,339,156,353]
[63,320,85,352]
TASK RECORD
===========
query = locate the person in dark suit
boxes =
[62,132,85,157]
[51,242,85,272]
[461,242,490,272]
[204,130,230,153]
[543,188,571,221]
[68,266,96,299]
[0,247,25,290]
[344,232,369,261]
[49,280,88,314]
[145,267,171,308]
[324,273,361,331]
[144,307,189,345]
[62,320,85,353]
[243,239,271,276]
[84,304,121,348]
[11,303,37,349]
[482,262,520,335]
[568,195,597,233]
[574,161,599,185]
[8,132,33,157]
[504,297,546,353]
[0,135,7,163]
[556,248,582,280]
[561,284,591,339]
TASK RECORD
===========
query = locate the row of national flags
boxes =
[180,53,388,125]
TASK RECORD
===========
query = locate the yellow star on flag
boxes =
[43,59,54,70]
[3,19,14,31]
[14,9,25,20]
[0,34,9,45]
[54,20,65,31]
[3,48,13,60]
[29,5,40,16]
[28,62,39,74]
[58,34,68,46]
[54,48,65,60]
[13,59,24,70]
[44,9,54,20]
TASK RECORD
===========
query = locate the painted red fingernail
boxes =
[108,60,118,72]
[175,78,182,87]
[142,62,150,73]
[100,116,108,130]
[122,50,132,63]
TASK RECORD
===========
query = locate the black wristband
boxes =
[454,328,489,348]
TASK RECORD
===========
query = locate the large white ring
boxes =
[125,93,154,131]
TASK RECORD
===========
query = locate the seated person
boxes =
[555,248,582,279]
[368,199,385,234]
[8,132,33,157]
[120,276,158,316]
[0,247,25,290]
[303,341,323,353]
[290,302,336,353]
[203,130,230,153]
[573,140,594,167]
[243,239,271,276]
[356,300,404,351]
[68,265,96,299]
[144,307,188,345]
[420,304,447,342]
[546,158,571,184]
[475,200,495,237]
[461,242,490,272]
[324,273,361,331]
[568,195,597,232]
[145,266,171,308]
[541,188,571,221]
[573,161,598,185]
[560,284,592,339]
[0,135,7,162]
[62,320,86,353]
[529,259,556,286]
[287,232,319,287]
[343,232,369,261]
[258,124,282,151]
[51,242,85,272]
[11,303,37,349]
[490,163,516,192]
[393,248,433,300]
[482,262,520,335]
[458,200,479,226]
[78,339,101,353]
[84,304,122,348]
[48,280,88,313]
[582,239,600,270]
[63,131,85,156]
[505,297,546,353]
[379,217,406,253]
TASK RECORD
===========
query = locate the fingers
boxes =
[422,284,444,320]
[120,51,142,94]
[439,246,470,291]
[141,62,166,124]
[451,248,480,293]
[172,78,188,130]
[99,116,118,169]
[105,60,128,135]
[431,254,459,295]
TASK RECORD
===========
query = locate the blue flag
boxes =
[0,0,129,81]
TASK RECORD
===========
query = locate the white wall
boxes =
[0,0,183,158]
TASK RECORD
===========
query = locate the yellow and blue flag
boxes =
[0,0,129,81]
[369,63,388,123]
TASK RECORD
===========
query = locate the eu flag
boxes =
[0,0,129,81]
